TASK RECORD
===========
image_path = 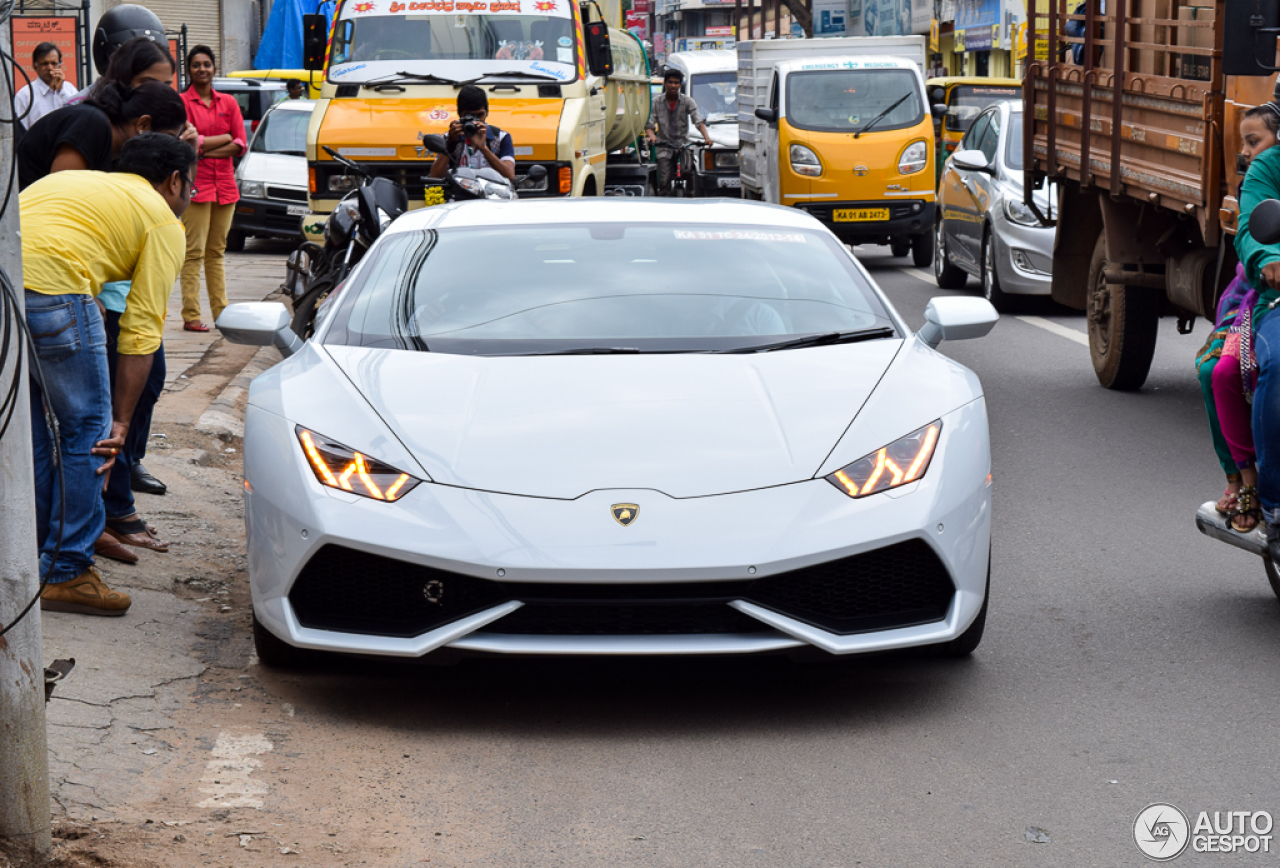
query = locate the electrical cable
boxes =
[0,0,68,637]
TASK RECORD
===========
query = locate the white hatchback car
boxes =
[228,99,314,251]
[217,199,998,667]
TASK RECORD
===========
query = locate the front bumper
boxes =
[992,215,1054,296]
[232,195,308,239]
[796,200,936,242]
[244,398,991,658]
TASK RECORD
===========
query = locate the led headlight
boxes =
[789,144,823,177]
[825,421,941,498]
[296,426,420,502]
[898,139,928,175]
[239,180,265,198]
[1004,197,1041,226]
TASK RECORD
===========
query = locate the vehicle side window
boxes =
[978,112,1001,163]
[961,113,989,152]
[768,71,779,112]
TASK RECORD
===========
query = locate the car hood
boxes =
[237,152,307,188]
[695,121,739,149]
[325,341,903,499]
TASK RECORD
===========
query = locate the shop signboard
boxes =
[848,0,931,36]
[813,0,846,35]
[11,17,79,92]
[954,0,1000,50]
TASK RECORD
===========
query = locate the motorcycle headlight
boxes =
[239,180,265,198]
[789,144,823,177]
[329,174,359,193]
[825,422,942,498]
[481,180,517,200]
[1004,197,1041,226]
[898,139,928,175]
[296,427,421,502]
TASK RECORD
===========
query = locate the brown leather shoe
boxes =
[104,517,170,552]
[94,532,139,564]
[40,567,131,616]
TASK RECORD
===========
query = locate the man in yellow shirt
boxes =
[21,132,195,616]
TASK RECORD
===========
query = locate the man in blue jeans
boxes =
[21,133,193,616]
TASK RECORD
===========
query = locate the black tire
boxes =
[1086,234,1159,390]
[890,237,911,258]
[911,231,933,268]
[290,278,330,340]
[933,563,989,658]
[934,218,967,289]
[981,229,1016,312]
[253,610,317,669]
[225,228,246,253]
[1266,558,1280,603]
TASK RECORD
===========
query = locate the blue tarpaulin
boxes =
[254,0,334,70]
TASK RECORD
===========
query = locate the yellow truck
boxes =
[300,0,650,214]
[737,36,943,267]
[1025,0,1275,389]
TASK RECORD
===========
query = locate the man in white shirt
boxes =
[15,42,78,131]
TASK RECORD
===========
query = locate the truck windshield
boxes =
[691,72,737,123]
[329,7,577,83]
[326,223,894,355]
[945,85,1020,133]
[251,108,310,156]
[786,70,922,134]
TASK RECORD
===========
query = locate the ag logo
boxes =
[611,503,639,526]
[1134,803,1190,861]
[852,165,869,175]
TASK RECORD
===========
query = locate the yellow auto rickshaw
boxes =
[927,77,1022,182]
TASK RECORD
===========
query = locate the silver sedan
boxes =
[934,102,1054,311]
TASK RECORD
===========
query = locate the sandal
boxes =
[1230,484,1262,533]
[1216,474,1243,515]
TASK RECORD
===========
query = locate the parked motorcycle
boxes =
[1195,197,1280,602]
[284,145,408,338]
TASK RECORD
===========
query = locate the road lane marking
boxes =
[901,267,936,284]
[197,731,273,809]
[1015,315,1089,347]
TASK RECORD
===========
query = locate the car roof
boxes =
[214,76,286,89]
[926,76,1021,88]
[386,198,827,235]
[776,56,922,75]
[665,50,737,75]
[266,98,317,112]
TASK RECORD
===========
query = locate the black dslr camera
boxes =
[460,113,482,137]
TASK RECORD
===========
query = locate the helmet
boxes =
[93,4,166,75]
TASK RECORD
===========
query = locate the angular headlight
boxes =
[239,180,265,198]
[1004,197,1041,226]
[329,174,359,193]
[296,426,421,502]
[789,144,823,177]
[898,139,928,175]
[712,150,741,169]
[825,422,941,498]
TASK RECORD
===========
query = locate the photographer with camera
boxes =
[428,85,517,184]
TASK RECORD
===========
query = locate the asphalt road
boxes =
[252,248,1280,868]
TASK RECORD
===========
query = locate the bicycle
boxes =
[656,142,697,198]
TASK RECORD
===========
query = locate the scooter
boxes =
[1195,197,1280,602]
[284,145,408,338]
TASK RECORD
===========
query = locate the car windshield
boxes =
[691,72,737,123]
[786,70,922,134]
[251,109,309,155]
[328,5,582,82]
[1005,113,1023,170]
[326,223,895,355]
[945,84,1020,132]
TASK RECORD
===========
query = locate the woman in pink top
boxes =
[179,45,246,332]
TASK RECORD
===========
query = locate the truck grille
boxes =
[287,540,954,638]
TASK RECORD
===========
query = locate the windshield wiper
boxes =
[718,327,895,354]
[454,70,563,87]
[363,71,461,88]
[854,93,912,139]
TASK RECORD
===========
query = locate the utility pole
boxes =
[0,13,51,859]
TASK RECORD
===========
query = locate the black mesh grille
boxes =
[749,540,953,634]
[288,540,954,638]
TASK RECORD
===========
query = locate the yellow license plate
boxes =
[833,208,890,222]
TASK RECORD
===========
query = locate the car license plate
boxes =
[718,177,741,188]
[287,204,309,216]
[833,208,889,222]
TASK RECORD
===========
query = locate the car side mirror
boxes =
[931,103,948,118]
[217,302,303,357]
[918,297,999,348]
[1251,198,1280,245]
[951,148,992,173]
[584,19,614,77]
[302,14,328,72]
[421,133,449,155]
[754,106,778,123]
